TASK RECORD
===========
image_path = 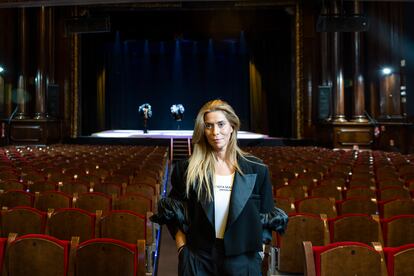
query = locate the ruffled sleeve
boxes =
[150,197,189,233]
[260,207,289,244]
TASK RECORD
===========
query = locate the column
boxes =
[352,0,368,122]
[332,0,346,122]
[34,6,47,119]
[15,8,28,119]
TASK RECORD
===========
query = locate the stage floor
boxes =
[91,130,268,139]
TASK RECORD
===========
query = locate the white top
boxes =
[213,173,235,239]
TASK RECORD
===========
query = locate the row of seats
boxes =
[273,213,414,274]
[0,178,161,198]
[1,206,153,244]
[275,183,413,201]
[1,145,169,275]
[0,233,147,276]
[0,145,168,191]
[0,190,155,215]
[303,241,414,276]
[244,147,414,188]
[275,196,414,218]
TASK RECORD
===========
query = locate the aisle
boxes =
[156,226,178,276]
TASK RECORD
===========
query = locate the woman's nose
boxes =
[213,125,220,135]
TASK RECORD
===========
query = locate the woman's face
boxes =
[204,111,234,153]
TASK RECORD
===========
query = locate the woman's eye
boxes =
[218,122,225,128]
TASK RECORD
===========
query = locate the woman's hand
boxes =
[175,230,186,253]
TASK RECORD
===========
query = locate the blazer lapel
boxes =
[226,172,257,229]
[199,178,215,228]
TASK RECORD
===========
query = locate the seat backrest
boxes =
[125,184,156,198]
[99,210,146,244]
[329,214,383,245]
[310,185,343,200]
[384,244,414,276]
[93,183,122,196]
[379,187,411,201]
[76,192,112,214]
[0,190,34,209]
[75,238,144,276]
[6,234,70,276]
[345,186,376,199]
[1,207,46,237]
[382,214,414,247]
[29,181,57,193]
[274,197,296,214]
[275,185,307,201]
[296,197,337,218]
[277,213,329,273]
[337,197,378,216]
[34,191,72,212]
[378,198,414,219]
[114,193,152,214]
[304,241,385,276]
[60,181,89,195]
[377,179,404,190]
[47,208,95,242]
[0,181,25,192]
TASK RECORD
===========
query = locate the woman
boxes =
[152,99,287,275]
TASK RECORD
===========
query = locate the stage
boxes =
[91,130,268,140]
[67,129,310,147]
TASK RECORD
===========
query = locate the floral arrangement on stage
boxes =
[138,103,152,119]
[170,104,185,121]
[138,103,152,133]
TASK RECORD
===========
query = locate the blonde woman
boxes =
[152,99,287,275]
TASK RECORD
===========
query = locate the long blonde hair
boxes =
[186,99,247,201]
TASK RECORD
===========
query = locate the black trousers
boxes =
[178,239,262,276]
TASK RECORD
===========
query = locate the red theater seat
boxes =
[384,244,414,276]
[303,241,385,276]
[75,238,146,276]
[6,234,70,276]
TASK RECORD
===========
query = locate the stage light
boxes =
[0,66,4,74]
[381,67,392,75]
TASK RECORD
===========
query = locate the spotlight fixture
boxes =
[0,66,4,73]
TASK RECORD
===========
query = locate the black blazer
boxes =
[168,156,274,256]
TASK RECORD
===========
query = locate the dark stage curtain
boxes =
[82,35,250,134]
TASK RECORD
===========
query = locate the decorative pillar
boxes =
[352,0,368,122]
[0,76,4,115]
[295,0,304,138]
[15,8,28,120]
[320,5,332,121]
[34,6,47,119]
[332,0,346,122]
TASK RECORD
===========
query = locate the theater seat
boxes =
[6,234,70,276]
[384,244,414,276]
[382,214,414,247]
[1,207,47,237]
[47,208,96,243]
[303,241,387,276]
[75,238,146,276]
[328,214,383,245]
[275,213,329,274]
